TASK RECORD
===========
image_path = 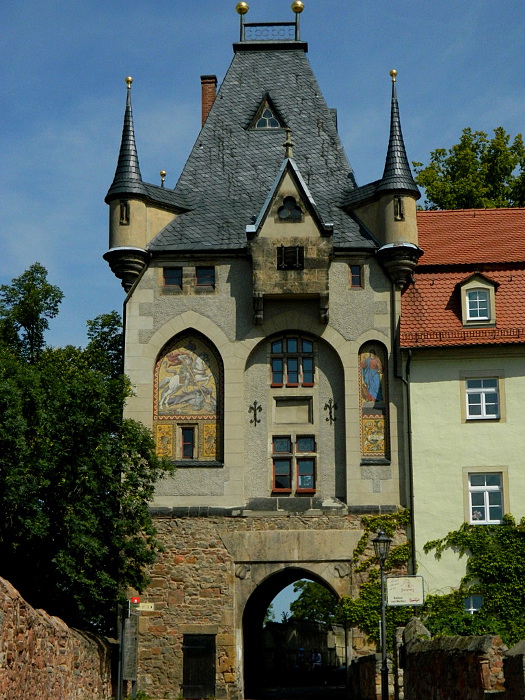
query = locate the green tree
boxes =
[289,580,339,625]
[422,515,525,645]
[413,127,525,210]
[0,265,173,634]
[0,262,63,362]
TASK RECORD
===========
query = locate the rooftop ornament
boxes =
[237,1,304,42]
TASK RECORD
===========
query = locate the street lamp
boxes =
[373,529,393,700]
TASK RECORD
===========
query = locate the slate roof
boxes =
[343,77,419,209]
[147,41,375,253]
[105,82,190,212]
[400,209,525,348]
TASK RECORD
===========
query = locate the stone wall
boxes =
[402,618,506,700]
[0,577,114,700]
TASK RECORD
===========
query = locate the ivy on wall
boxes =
[422,514,525,646]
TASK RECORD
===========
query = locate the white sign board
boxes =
[386,576,425,606]
[136,602,155,612]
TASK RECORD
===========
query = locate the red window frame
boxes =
[350,265,362,288]
[181,427,195,459]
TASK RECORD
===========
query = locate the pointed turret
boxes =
[376,70,420,197]
[105,77,148,202]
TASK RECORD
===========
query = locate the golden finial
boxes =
[291,1,304,13]
[125,76,133,89]
[390,69,397,82]
[160,170,166,187]
[236,2,249,14]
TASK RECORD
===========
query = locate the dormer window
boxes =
[250,97,284,130]
[459,274,497,326]
[466,289,489,321]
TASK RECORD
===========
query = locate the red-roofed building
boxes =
[401,208,525,598]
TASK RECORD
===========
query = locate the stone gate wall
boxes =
[135,509,405,700]
[0,577,114,700]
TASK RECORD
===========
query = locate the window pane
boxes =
[486,474,502,487]
[467,289,489,319]
[274,458,291,473]
[271,340,283,354]
[196,267,215,286]
[297,436,315,452]
[481,379,498,390]
[182,428,194,459]
[302,357,314,384]
[466,379,482,390]
[298,459,314,475]
[287,338,298,353]
[271,358,283,385]
[301,339,313,353]
[467,395,482,415]
[273,437,291,453]
[164,268,182,286]
[298,474,314,489]
[297,459,314,490]
[287,357,298,384]
[485,396,499,416]
[470,474,486,487]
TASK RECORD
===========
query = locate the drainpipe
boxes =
[391,282,417,575]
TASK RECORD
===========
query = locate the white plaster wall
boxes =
[410,348,525,595]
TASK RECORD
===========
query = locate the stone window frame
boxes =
[270,335,315,388]
[459,370,505,423]
[271,434,317,494]
[462,467,508,525]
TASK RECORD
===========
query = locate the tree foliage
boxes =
[289,580,339,625]
[422,515,525,645]
[413,127,525,210]
[0,262,64,362]
[0,265,173,635]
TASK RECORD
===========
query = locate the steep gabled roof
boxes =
[148,43,373,253]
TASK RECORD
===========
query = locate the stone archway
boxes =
[220,527,362,698]
[241,566,339,697]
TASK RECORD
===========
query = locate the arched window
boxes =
[270,336,314,387]
[153,334,223,463]
[359,342,388,460]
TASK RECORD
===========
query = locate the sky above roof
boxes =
[2,0,524,348]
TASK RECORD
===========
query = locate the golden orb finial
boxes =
[292,1,304,13]
[160,170,166,187]
[125,76,133,88]
[390,69,397,82]
[236,2,249,14]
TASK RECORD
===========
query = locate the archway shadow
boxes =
[242,567,347,700]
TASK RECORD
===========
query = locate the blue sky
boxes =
[2,0,524,347]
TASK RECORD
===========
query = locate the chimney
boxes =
[201,75,217,126]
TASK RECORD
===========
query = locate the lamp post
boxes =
[373,529,393,700]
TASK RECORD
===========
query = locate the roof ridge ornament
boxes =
[236,1,304,42]
[283,128,294,159]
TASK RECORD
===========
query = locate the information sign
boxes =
[386,576,425,606]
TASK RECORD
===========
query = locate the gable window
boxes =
[467,289,490,321]
[196,266,215,288]
[164,267,183,288]
[469,473,503,524]
[277,245,304,270]
[272,435,316,493]
[277,197,302,222]
[466,378,499,420]
[271,336,314,387]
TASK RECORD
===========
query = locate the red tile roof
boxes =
[416,208,525,266]
[400,209,525,348]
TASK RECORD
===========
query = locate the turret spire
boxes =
[105,77,148,202]
[377,70,419,197]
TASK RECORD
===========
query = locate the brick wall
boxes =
[0,577,114,700]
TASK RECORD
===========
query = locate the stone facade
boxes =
[104,9,421,698]
[0,577,114,700]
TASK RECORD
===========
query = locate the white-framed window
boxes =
[464,594,483,614]
[466,289,490,321]
[469,473,503,524]
[465,378,499,420]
